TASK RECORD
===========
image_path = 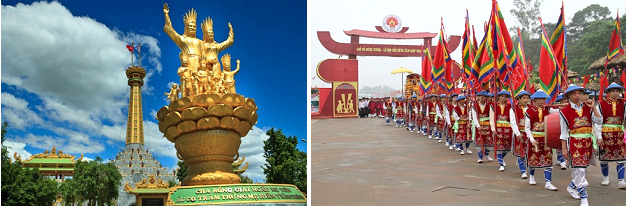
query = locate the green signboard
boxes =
[167,184,306,205]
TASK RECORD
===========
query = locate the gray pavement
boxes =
[311,118,626,205]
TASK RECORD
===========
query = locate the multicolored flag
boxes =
[432,19,451,84]
[474,23,495,86]
[462,10,476,85]
[420,46,434,93]
[538,18,561,104]
[606,10,624,68]
[511,28,528,98]
[491,0,513,88]
[549,2,568,91]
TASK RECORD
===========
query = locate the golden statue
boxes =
[13,152,21,162]
[201,17,234,68]
[158,5,257,186]
[164,3,203,97]
[165,83,180,103]
[221,54,240,94]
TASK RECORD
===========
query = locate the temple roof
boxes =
[23,158,77,164]
[19,146,83,164]
[344,29,438,39]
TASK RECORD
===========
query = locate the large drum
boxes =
[545,113,562,149]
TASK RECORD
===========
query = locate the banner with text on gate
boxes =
[167,184,306,205]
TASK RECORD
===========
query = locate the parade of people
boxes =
[312,0,626,204]
[349,3,624,205]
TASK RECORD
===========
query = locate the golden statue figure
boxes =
[197,58,210,94]
[201,17,234,67]
[158,5,257,186]
[165,83,179,103]
[221,54,240,94]
[164,3,203,97]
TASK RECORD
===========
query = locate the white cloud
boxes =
[2,1,130,111]
[239,126,270,182]
[101,124,127,142]
[0,93,45,129]
[0,1,161,155]
[4,140,32,162]
[143,120,177,159]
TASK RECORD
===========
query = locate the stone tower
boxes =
[114,65,176,206]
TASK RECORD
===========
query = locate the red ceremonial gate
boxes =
[314,18,461,118]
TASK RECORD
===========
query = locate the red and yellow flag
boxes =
[538,18,560,104]
[606,10,624,68]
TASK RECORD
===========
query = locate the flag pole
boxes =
[131,42,134,66]
[138,43,142,67]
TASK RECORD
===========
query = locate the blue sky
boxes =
[1,0,306,182]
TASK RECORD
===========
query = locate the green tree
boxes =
[239,174,254,184]
[59,178,80,206]
[175,160,187,183]
[73,159,122,206]
[568,4,612,42]
[262,128,307,193]
[510,0,543,38]
[1,122,59,206]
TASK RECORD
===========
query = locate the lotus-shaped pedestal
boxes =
[156,93,258,185]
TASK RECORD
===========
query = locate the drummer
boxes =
[553,94,569,169]
[559,84,602,205]
[512,90,532,178]
[595,83,626,189]
[494,90,516,172]
[472,91,494,163]
[453,95,473,155]
[524,89,558,190]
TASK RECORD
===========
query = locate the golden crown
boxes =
[183,8,197,26]
[201,17,213,32]
[221,53,231,66]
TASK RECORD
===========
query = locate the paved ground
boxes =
[311,118,626,205]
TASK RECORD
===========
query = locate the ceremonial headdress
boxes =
[604,82,624,93]
[530,89,550,99]
[456,95,466,101]
[563,84,585,97]
[476,91,490,97]
[496,90,511,97]
[515,90,531,99]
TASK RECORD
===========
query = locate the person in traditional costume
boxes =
[447,94,459,149]
[395,98,406,127]
[553,94,569,169]
[407,95,418,132]
[453,95,473,155]
[425,95,437,138]
[472,91,494,163]
[595,83,626,189]
[416,98,424,134]
[437,94,448,143]
[384,98,394,125]
[512,90,532,178]
[493,90,516,171]
[421,98,429,135]
[559,85,602,206]
[524,89,558,190]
